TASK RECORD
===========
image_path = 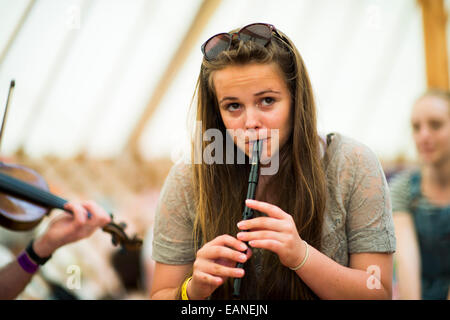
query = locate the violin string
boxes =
[0,170,143,248]
[0,172,67,210]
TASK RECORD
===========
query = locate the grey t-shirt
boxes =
[152,133,396,266]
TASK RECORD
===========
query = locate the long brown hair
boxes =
[191,26,326,299]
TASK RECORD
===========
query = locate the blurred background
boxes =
[0,0,448,299]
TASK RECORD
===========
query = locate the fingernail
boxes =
[237,221,245,228]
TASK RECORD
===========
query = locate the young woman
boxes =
[390,90,450,300]
[150,23,395,300]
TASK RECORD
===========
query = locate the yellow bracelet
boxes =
[289,240,309,271]
[181,276,192,300]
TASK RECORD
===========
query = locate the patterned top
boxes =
[152,133,396,268]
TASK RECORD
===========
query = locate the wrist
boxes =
[17,251,39,274]
[31,237,55,262]
[288,240,309,271]
[185,277,206,300]
[186,277,195,300]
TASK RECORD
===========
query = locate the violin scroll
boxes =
[102,217,143,251]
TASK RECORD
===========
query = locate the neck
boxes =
[423,160,450,187]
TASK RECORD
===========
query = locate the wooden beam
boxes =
[0,0,36,66]
[418,0,449,89]
[125,0,222,158]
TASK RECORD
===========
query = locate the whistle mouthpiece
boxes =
[249,139,262,160]
[10,80,15,87]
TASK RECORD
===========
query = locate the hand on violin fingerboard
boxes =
[33,201,111,257]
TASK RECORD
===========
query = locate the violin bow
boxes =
[0,80,142,251]
[0,80,15,153]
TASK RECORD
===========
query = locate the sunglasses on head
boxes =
[201,23,284,61]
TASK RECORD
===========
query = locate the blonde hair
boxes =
[417,88,450,109]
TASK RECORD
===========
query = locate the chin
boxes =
[419,154,433,164]
[420,152,441,166]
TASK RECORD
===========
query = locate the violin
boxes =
[0,80,142,251]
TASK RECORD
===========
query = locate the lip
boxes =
[245,137,270,145]
[419,146,434,154]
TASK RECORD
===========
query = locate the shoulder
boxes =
[162,161,193,193]
[166,160,193,182]
[153,161,196,233]
[328,133,378,161]
[152,161,197,264]
[324,133,383,179]
[322,133,389,216]
[323,133,390,219]
[157,160,196,218]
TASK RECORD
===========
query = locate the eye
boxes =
[226,103,241,112]
[412,122,420,133]
[261,97,275,107]
[429,120,443,130]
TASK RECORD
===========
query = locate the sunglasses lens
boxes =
[204,33,231,60]
[239,24,272,46]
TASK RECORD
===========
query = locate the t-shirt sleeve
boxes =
[339,139,396,254]
[388,171,412,214]
[152,162,197,264]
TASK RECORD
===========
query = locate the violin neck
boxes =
[0,171,67,210]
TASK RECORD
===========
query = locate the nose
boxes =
[414,125,433,149]
[416,126,431,141]
[244,106,262,131]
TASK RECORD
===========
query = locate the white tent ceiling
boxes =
[0,0,448,163]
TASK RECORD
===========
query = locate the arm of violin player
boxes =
[0,257,36,300]
[0,201,112,299]
[0,201,111,300]
[0,228,67,300]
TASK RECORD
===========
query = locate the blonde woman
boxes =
[391,90,450,300]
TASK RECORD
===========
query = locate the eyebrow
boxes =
[218,89,282,105]
[254,89,281,96]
